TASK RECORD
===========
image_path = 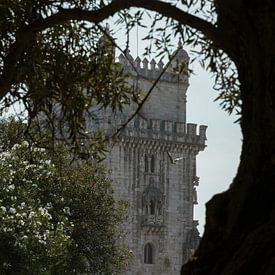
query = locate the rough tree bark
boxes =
[182,1,275,274]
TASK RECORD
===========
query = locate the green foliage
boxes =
[62,162,127,274]
[0,117,26,151]
[0,0,138,152]
[0,142,73,274]
[0,133,126,274]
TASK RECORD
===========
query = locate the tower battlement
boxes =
[123,120,206,147]
[100,116,207,147]
[118,46,189,83]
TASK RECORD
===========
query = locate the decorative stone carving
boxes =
[142,178,164,228]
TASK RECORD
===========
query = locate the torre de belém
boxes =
[94,42,207,275]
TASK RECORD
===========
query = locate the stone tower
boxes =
[97,43,207,275]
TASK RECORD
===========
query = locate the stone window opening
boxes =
[144,243,154,264]
[149,200,155,215]
[150,155,155,173]
[157,200,162,215]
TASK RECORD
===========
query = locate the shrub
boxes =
[0,142,125,274]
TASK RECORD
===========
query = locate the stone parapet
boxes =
[118,53,188,83]
[104,117,207,147]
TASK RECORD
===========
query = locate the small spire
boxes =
[118,53,124,60]
[150,58,156,70]
[125,48,134,61]
[158,60,164,70]
[118,53,126,66]
[142,57,149,69]
[135,56,141,68]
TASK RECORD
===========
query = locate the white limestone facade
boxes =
[98,45,207,275]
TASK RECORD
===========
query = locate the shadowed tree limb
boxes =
[0,0,220,100]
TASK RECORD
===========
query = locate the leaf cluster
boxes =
[0,120,127,274]
[0,142,73,274]
[0,0,137,153]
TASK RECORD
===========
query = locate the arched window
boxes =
[144,243,153,264]
[149,200,155,215]
[150,155,155,173]
[145,154,149,172]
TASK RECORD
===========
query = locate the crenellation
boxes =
[199,125,207,144]
[118,51,189,84]
[138,121,205,146]
[150,119,161,132]
[135,56,141,68]
[158,59,164,70]
[186,123,197,136]
[142,57,149,70]
[150,58,156,70]
[118,53,126,66]
[162,120,173,133]
[138,117,148,130]
[175,122,185,135]
[102,118,206,148]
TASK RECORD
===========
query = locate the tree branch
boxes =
[128,0,218,42]
[0,0,219,101]
[0,31,32,100]
[30,0,218,41]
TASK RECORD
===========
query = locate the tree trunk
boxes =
[182,1,275,274]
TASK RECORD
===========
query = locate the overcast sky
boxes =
[187,62,242,234]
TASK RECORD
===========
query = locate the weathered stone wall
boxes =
[102,46,206,275]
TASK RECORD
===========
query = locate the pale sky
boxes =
[187,62,242,234]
